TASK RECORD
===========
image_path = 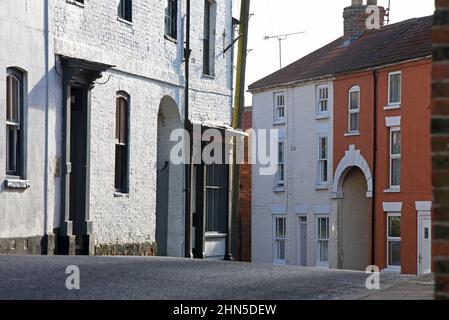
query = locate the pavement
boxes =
[0,255,434,300]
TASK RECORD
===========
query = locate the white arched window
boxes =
[115,92,130,193]
[6,68,26,177]
[348,86,360,133]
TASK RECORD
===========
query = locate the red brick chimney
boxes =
[343,0,386,43]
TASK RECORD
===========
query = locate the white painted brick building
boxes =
[0,0,234,256]
[250,81,334,267]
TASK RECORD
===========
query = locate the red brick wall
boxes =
[432,0,449,299]
[237,106,252,262]
[334,59,432,275]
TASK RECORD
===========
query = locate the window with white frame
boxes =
[275,140,285,189]
[389,127,401,188]
[6,68,26,178]
[348,86,360,133]
[274,92,285,123]
[317,136,328,185]
[317,216,329,265]
[165,0,177,39]
[274,217,286,263]
[203,0,216,76]
[387,214,401,268]
[388,72,401,105]
[317,86,329,114]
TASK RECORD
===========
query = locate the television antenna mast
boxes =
[386,0,391,25]
[264,31,305,69]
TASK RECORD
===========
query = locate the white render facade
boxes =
[0,0,233,256]
[251,80,334,267]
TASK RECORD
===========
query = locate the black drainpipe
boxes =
[371,69,378,266]
[184,0,193,258]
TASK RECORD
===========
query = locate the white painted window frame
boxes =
[316,215,330,267]
[348,85,360,133]
[388,71,402,106]
[273,92,285,124]
[274,216,287,264]
[317,135,328,186]
[275,139,285,189]
[389,126,401,189]
[386,212,401,271]
[316,85,329,116]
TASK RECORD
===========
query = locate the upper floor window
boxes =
[274,92,285,123]
[275,140,285,189]
[165,0,178,39]
[316,85,329,115]
[348,86,360,133]
[274,217,286,264]
[388,71,401,106]
[6,68,26,178]
[389,127,401,188]
[317,136,328,185]
[203,0,216,76]
[115,93,130,193]
[118,0,132,23]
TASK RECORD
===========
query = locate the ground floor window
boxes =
[387,214,401,268]
[274,217,286,264]
[317,216,329,266]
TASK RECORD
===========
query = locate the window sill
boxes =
[164,34,177,44]
[315,114,330,120]
[5,179,31,190]
[114,192,129,198]
[384,187,400,193]
[345,132,360,137]
[66,0,85,8]
[117,17,133,26]
[274,260,287,265]
[205,232,227,239]
[273,186,286,193]
[382,266,401,273]
[384,104,401,110]
[273,120,286,126]
[202,74,215,80]
[316,263,329,268]
[315,185,329,191]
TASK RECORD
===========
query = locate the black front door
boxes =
[69,86,88,254]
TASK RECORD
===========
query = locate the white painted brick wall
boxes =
[251,81,334,266]
[1,0,233,254]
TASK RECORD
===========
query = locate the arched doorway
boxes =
[156,96,183,257]
[332,145,372,271]
[340,168,370,270]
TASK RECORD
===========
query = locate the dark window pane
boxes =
[350,112,359,132]
[391,158,400,186]
[6,76,11,121]
[203,0,211,75]
[350,90,359,110]
[388,241,401,266]
[205,163,228,233]
[389,74,401,104]
[388,216,401,238]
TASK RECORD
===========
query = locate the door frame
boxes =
[417,210,432,275]
[59,56,113,255]
[297,215,307,266]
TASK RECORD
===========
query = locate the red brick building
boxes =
[432,0,449,299]
[237,106,252,262]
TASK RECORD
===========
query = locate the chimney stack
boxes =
[343,0,386,43]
